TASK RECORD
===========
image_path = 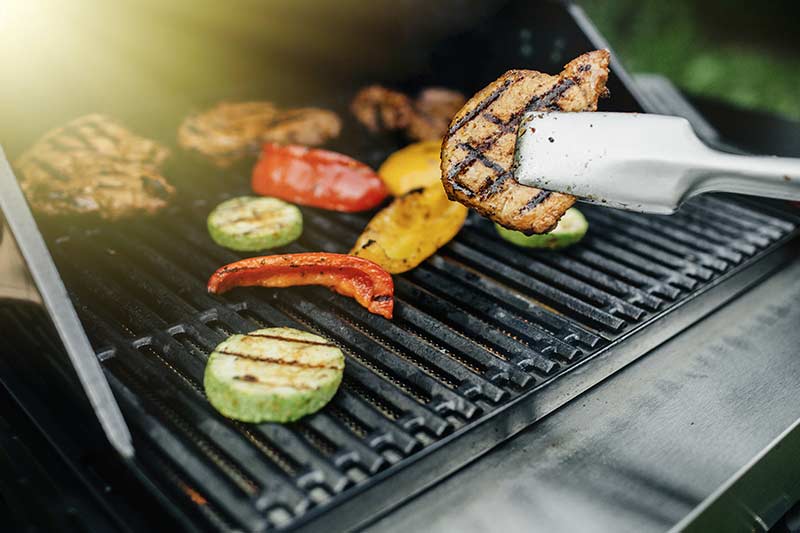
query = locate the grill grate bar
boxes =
[321,291,509,403]
[668,209,760,256]
[301,414,386,474]
[114,348,312,513]
[418,251,625,333]
[464,221,664,310]
[395,278,560,374]
[278,296,480,422]
[566,247,683,299]
[677,205,772,250]
[588,211,728,274]
[599,209,744,266]
[702,196,797,232]
[106,370,269,532]
[449,232,645,321]
[52,244,170,336]
[79,235,202,323]
[692,197,788,240]
[330,393,419,455]
[585,238,700,289]
[392,304,534,389]
[418,259,590,354]
[234,297,455,437]
[535,252,665,310]
[585,219,718,280]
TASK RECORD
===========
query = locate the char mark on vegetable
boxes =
[244,333,334,347]
[217,349,340,370]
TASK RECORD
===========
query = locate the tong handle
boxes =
[688,147,800,202]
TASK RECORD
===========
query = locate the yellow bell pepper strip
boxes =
[377,139,442,196]
[350,183,468,274]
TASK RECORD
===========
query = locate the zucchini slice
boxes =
[495,207,588,249]
[207,196,302,252]
[204,327,344,423]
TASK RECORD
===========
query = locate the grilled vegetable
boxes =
[207,196,302,252]
[350,184,468,274]
[204,327,344,423]
[495,207,588,249]
[440,49,610,234]
[378,139,443,196]
[208,253,394,319]
[252,144,389,212]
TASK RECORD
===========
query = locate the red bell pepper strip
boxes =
[252,143,389,212]
[208,252,394,319]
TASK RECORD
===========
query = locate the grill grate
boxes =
[42,163,799,531]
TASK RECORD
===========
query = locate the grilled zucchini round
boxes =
[204,327,344,423]
[207,196,302,252]
[495,207,588,249]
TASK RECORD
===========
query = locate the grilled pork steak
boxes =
[350,86,415,133]
[407,88,467,141]
[178,102,341,167]
[440,49,610,233]
[351,86,466,141]
[15,114,174,220]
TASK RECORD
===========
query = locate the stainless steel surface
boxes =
[0,149,134,459]
[513,112,800,213]
[367,252,800,533]
[673,417,800,532]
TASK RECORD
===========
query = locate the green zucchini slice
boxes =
[495,207,588,249]
[204,327,344,423]
[207,196,302,252]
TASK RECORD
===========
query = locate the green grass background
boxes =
[580,0,800,120]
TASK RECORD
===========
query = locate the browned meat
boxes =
[351,85,466,141]
[407,88,467,141]
[15,114,174,220]
[350,86,415,133]
[440,50,611,234]
[178,102,341,167]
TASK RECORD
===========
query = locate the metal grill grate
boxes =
[42,161,799,531]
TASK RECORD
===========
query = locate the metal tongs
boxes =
[514,112,800,213]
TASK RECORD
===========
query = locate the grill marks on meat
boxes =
[351,86,466,141]
[178,102,341,167]
[15,114,174,220]
[441,50,610,234]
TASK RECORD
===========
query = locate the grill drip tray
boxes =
[41,180,799,531]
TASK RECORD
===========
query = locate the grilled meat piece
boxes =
[407,88,466,141]
[351,85,466,141]
[15,114,174,220]
[440,50,610,234]
[350,86,415,133]
[178,102,341,167]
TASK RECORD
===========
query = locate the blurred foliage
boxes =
[580,0,800,120]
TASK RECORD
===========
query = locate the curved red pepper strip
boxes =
[252,143,389,212]
[208,253,394,319]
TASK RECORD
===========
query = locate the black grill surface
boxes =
[41,158,799,531]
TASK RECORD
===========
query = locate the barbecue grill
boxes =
[1,1,799,532]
